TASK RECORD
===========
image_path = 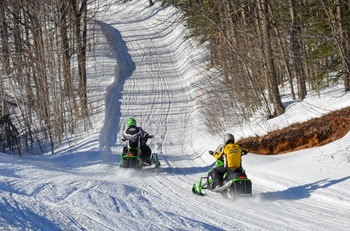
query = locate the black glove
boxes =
[209,150,213,155]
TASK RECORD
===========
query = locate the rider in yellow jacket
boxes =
[209,133,248,189]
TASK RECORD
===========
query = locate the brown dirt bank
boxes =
[237,106,350,155]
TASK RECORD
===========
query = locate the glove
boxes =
[209,150,213,155]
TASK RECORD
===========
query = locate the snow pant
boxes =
[140,145,152,164]
[210,166,227,188]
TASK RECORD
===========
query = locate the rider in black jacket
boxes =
[122,118,152,165]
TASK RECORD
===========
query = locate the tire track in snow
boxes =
[98,2,348,231]
[249,171,350,230]
[98,5,224,228]
[115,16,192,171]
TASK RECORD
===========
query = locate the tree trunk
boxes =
[290,0,307,101]
[70,0,88,118]
[321,0,350,92]
[0,0,10,76]
[259,0,285,116]
[82,0,88,118]
[270,5,296,100]
[57,0,79,115]
[336,0,350,91]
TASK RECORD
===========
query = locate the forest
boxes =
[0,0,91,154]
[1,0,350,154]
[164,0,350,134]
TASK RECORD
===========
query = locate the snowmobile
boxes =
[192,160,252,198]
[120,135,160,169]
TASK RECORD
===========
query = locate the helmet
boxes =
[127,117,136,127]
[224,133,235,144]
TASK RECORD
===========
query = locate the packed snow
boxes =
[1,1,350,230]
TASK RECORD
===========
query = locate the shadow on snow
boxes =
[96,20,136,150]
[0,198,61,231]
[260,176,350,201]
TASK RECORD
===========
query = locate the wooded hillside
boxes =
[165,0,350,134]
[1,0,350,154]
[0,0,91,154]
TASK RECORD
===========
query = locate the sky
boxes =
[1,1,350,230]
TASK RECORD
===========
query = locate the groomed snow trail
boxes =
[1,1,349,230]
[95,1,349,230]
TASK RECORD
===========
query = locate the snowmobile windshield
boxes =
[216,160,224,167]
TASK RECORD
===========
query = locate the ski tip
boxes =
[192,184,205,196]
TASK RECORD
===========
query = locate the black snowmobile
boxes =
[192,160,252,198]
[120,135,160,169]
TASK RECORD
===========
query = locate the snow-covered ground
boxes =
[1,1,350,230]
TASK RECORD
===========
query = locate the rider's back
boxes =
[224,143,243,168]
[123,125,143,148]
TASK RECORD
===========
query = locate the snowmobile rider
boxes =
[122,118,152,165]
[209,133,248,189]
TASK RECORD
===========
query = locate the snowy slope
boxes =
[1,1,350,230]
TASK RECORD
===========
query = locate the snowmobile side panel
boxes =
[212,181,233,192]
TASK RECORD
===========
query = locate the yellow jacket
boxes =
[213,143,247,168]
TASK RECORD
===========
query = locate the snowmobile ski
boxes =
[192,177,207,196]
[152,153,161,168]
[192,179,203,195]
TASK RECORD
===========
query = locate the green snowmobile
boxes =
[192,160,252,198]
[120,135,160,169]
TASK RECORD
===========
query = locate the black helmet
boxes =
[224,133,235,144]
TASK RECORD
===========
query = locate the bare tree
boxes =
[258,0,285,116]
[334,0,350,91]
[70,0,89,119]
[0,0,94,154]
[57,0,79,118]
[289,0,307,100]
